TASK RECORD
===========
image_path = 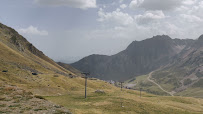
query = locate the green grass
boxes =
[176,87,203,98]
[0,24,203,114]
[125,75,169,95]
[45,89,203,114]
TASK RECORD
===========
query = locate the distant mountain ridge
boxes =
[0,23,70,75]
[0,22,81,96]
[149,35,203,97]
[57,62,82,76]
[71,35,195,80]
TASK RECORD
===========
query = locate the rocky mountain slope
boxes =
[57,62,81,76]
[150,35,203,97]
[71,35,194,81]
[0,23,203,113]
[0,23,74,77]
[124,35,202,98]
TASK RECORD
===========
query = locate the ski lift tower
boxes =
[81,72,90,98]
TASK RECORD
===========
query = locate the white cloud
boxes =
[34,0,97,9]
[129,0,144,9]
[182,0,197,5]
[175,5,189,12]
[18,26,48,36]
[130,0,183,10]
[192,1,203,18]
[199,1,203,6]
[40,0,203,60]
[120,4,127,9]
[135,10,165,24]
[119,0,124,3]
[180,14,202,22]
[97,8,134,26]
[96,0,203,40]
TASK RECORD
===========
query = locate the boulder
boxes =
[95,90,105,94]
[32,73,38,75]
[2,70,8,72]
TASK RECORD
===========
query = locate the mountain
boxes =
[71,35,194,81]
[149,35,203,97]
[124,35,202,98]
[57,62,82,76]
[0,23,203,113]
[0,22,81,94]
[0,23,73,77]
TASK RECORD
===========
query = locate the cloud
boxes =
[97,8,134,26]
[18,26,48,36]
[26,0,203,61]
[129,0,144,9]
[130,0,183,10]
[135,10,165,24]
[120,4,127,9]
[96,0,203,40]
[199,1,203,6]
[119,0,124,3]
[34,0,97,9]
[182,0,197,5]
[180,14,202,22]
[190,1,203,18]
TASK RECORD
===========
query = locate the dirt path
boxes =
[147,71,174,96]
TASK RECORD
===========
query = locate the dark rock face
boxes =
[71,35,195,81]
[2,70,8,72]
[198,34,203,40]
[195,34,203,48]
[32,73,38,75]
[151,35,203,94]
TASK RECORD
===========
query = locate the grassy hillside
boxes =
[150,43,203,98]
[176,79,203,98]
[124,35,203,98]
[57,62,82,77]
[0,23,203,113]
[124,75,169,96]
[0,84,71,114]
[125,70,203,98]
[45,88,203,114]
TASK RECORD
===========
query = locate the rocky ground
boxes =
[0,84,71,114]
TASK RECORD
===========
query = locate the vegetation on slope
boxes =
[45,87,203,114]
[71,35,194,80]
[125,35,203,98]
[0,84,71,114]
[124,75,169,96]
[0,23,203,113]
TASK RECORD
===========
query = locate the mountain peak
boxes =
[194,34,203,48]
[151,35,171,40]
[128,35,172,48]
[198,34,203,40]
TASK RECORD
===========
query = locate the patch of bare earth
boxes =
[0,84,71,114]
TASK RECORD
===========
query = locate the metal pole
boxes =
[85,76,87,98]
[121,82,123,91]
[120,81,124,107]
[82,72,90,99]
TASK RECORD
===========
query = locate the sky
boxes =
[0,0,203,63]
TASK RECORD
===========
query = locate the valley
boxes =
[0,22,202,113]
[1,0,203,113]
[147,71,175,96]
[72,35,203,98]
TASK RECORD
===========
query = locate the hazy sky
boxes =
[0,0,203,63]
